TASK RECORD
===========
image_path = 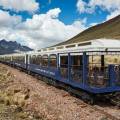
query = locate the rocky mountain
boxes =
[55,15,120,46]
[0,40,33,55]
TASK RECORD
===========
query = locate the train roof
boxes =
[1,39,120,57]
[36,39,120,54]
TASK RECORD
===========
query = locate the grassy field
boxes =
[0,65,41,120]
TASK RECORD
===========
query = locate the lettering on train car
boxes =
[35,68,55,76]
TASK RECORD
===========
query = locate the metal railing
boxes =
[60,64,68,79]
[70,65,83,83]
[88,65,109,87]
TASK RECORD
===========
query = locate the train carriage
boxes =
[0,39,120,96]
[12,54,26,69]
[0,53,27,69]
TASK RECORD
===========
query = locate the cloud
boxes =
[0,10,21,27]
[0,8,87,49]
[0,0,39,13]
[77,0,120,19]
[77,0,94,13]
[17,8,87,49]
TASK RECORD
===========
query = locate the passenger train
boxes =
[0,39,120,104]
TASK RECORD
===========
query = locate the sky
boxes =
[0,0,119,50]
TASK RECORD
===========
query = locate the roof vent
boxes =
[66,44,75,48]
[78,42,91,46]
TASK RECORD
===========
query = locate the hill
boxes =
[55,15,120,46]
[0,40,33,55]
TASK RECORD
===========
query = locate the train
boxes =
[0,38,120,104]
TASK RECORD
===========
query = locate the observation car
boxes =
[0,39,120,95]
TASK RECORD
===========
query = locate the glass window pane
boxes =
[50,55,57,68]
[42,55,48,67]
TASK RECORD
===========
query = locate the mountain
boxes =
[0,40,33,55]
[55,15,120,46]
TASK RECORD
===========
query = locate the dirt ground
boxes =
[0,63,119,120]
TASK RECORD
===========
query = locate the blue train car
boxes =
[0,39,120,95]
[26,39,120,94]
[11,54,27,69]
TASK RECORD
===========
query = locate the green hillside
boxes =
[55,15,120,46]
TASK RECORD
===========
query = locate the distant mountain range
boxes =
[0,40,33,55]
[55,15,120,46]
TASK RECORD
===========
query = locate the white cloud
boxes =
[77,0,120,19]
[0,0,39,13]
[89,0,120,11]
[77,0,94,13]
[0,8,87,49]
[77,0,86,13]
[17,8,87,49]
[0,10,21,27]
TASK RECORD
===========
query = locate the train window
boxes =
[13,56,25,63]
[89,55,101,67]
[78,42,91,46]
[29,56,32,63]
[56,46,64,49]
[60,55,68,79]
[50,55,57,68]
[5,57,11,62]
[66,45,75,48]
[105,55,120,65]
[88,55,108,88]
[71,55,82,66]
[42,55,48,67]
[71,55,83,83]
[35,55,42,65]
[18,56,25,63]
[60,56,68,67]
[13,56,18,62]
[49,48,54,50]
[30,55,36,64]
